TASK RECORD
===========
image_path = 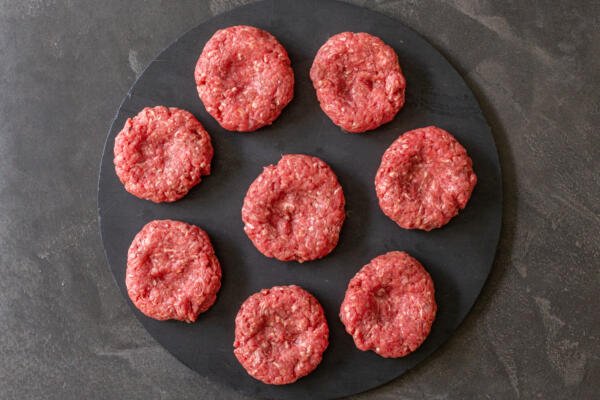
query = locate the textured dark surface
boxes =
[0,1,598,399]
[98,1,501,398]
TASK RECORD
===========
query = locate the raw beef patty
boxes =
[242,154,345,262]
[195,25,294,132]
[375,126,477,230]
[340,251,436,358]
[114,106,213,203]
[126,220,221,323]
[310,32,406,133]
[234,285,329,384]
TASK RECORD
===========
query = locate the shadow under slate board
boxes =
[97,0,502,398]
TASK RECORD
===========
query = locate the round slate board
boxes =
[98,0,502,398]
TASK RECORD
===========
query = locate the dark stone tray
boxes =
[98,1,502,398]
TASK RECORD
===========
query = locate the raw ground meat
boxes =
[310,32,406,133]
[114,106,213,203]
[125,219,221,323]
[241,154,345,262]
[340,251,436,358]
[234,285,329,385]
[375,126,477,231]
[195,25,294,132]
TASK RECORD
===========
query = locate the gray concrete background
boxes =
[0,1,598,399]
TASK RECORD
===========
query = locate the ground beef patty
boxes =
[195,25,294,132]
[340,251,436,358]
[114,106,213,203]
[242,154,345,262]
[234,285,329,385]
[125,220,221,323]
[310,32,406,133]
[375,126,477,231]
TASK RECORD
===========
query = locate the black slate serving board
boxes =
[98,1,502,398]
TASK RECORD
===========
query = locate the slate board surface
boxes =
[98,0,502,398]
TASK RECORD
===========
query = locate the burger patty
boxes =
[375,126,477,230]
[310,32,406,133]
[340,251,437,358]
[125,219,221,323]
[242,154,345,262]
[195,25,294,132]
[114,106,213,203]
[234,285,329,385]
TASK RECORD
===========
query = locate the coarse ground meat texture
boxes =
[114,106,213,203]
[310,32,406,133]
[125,220,221,323]
[234,285,329,385]
[195,25,294,132]
[375,126,477,231]
[241,154,345,262]
[340,251,436,358]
